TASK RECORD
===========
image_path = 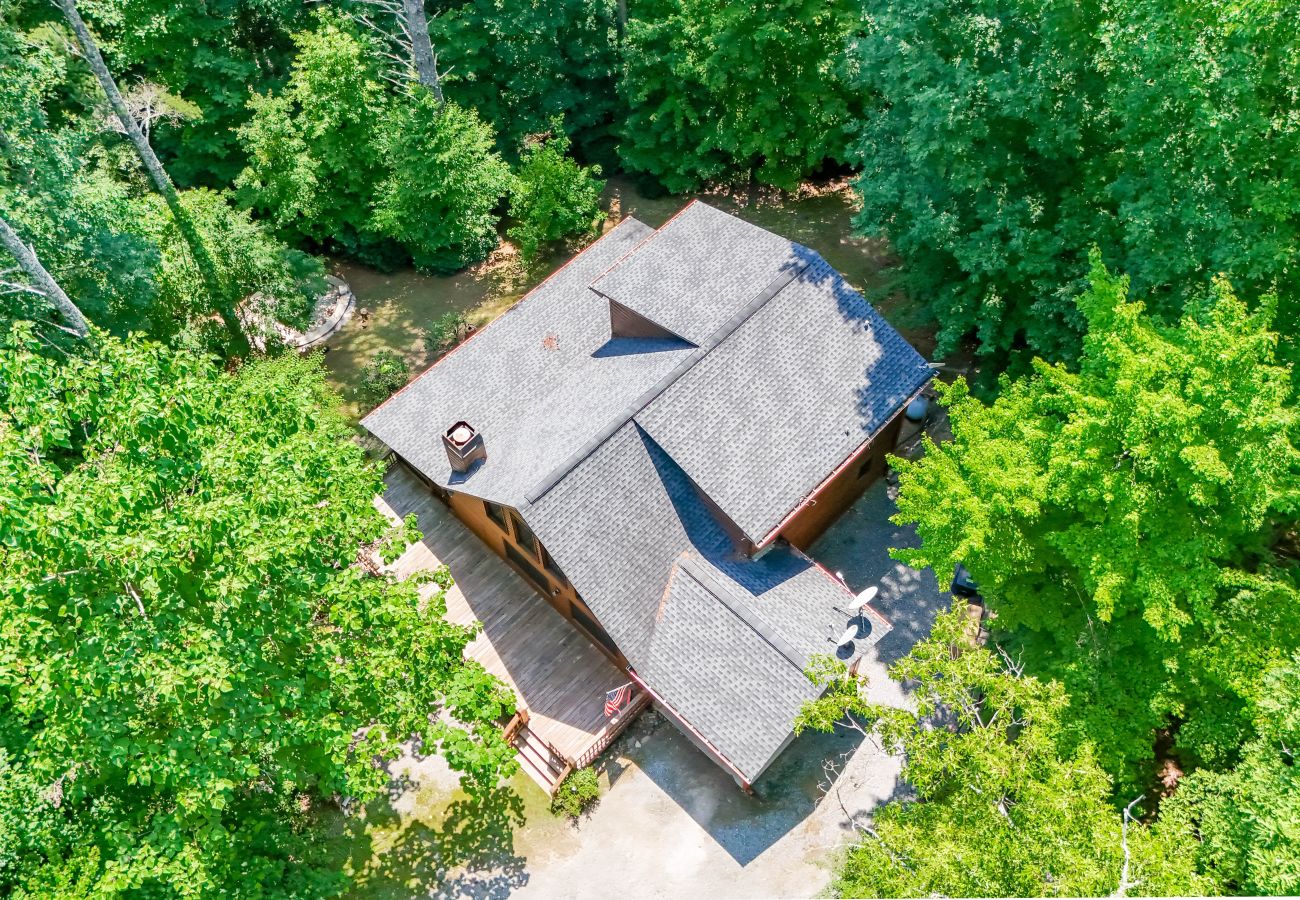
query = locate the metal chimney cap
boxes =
[446,421,476,446]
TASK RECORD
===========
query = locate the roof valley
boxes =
[523,259,811,506]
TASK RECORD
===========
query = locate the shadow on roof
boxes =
[786,242,934,436]
[590,335,696,358]
[638,425,809,595]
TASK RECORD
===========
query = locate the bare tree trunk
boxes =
[0,213,91,337]
[400,0,444,104]
[55,0,249,354]
[1114,794,1145,898]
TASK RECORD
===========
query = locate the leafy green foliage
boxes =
[358,349,410,406]
[1164,655,1300,895]
[432,0,620,161]
[235,10,387,259]
[891,254,1300,780]
[133,187,325,337]
[86,0,308,186]
[424,309,471,358]
[550,768,600,819]
[0,15,321,351]
[849,0,1300,363]
[508,125,605,261]
[0,330,515,893]
[237,11,510,271]
[0,22,157,336]
[799,604,1207,898]
[619,0,859,191]
[372,96,512,272]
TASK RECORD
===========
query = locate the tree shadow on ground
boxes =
[326,782,528,900]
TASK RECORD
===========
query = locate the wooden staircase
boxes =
[502,690,650,795]
[513,720,571,794]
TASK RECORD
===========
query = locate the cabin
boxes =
[363,202,932,791]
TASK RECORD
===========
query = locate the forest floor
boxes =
[323,480,948,899]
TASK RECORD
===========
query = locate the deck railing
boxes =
[502,707,529,745]
[572,690,651,769]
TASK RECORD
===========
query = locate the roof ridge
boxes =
[588,198,699,293]
[523,257,812,505]
[674,554,810,673]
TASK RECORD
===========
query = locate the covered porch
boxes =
[374,463,645,792]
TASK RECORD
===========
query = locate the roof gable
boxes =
[525,423,891,781]
[589,202,805,344]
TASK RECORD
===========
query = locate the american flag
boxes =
[604,682,633,718]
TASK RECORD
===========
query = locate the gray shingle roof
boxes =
[634,255,933,544]
[524,423,891,781]
[361,218,696,507]
[590,202,805,344]
[362,202,923,783]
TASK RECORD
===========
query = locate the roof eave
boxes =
[751,379,933,552]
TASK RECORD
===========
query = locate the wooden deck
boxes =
[375,464,630,764]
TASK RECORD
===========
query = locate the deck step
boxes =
[518,726,566,772]
[512,725,570,794]
[516,743,559,793]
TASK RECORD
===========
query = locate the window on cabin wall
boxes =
[857,446,880,480]
[571,602,619,657]
[540,544,570,589]
[483,499,509,531]
[504,542,551,595]
[509,510,539,558]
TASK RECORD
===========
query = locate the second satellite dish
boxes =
[852,585,879,610]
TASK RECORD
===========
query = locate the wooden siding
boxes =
[777,408,907,551]
[376,463,630,764]
[438,479,629,669]
[608,296,685,341]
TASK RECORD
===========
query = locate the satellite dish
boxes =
[836,624,859,647]
[852,585,879,611]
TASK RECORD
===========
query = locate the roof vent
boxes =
[443,421,486,474]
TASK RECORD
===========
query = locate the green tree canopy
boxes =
[0,329,514,893]
[891,254,1300,780]
[797,604,1208,898]
[371,95,512,272]
[619,0,859,192]
[507,124,605,262]
[87,0,308,186]
[237,10,510,271]
[235,10,388,260]
[0,13,321,352]
[432,0,619,161]
[1164,654,1300,895]
[849,0,1300,364]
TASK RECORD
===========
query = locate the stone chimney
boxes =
[443,421,486,474]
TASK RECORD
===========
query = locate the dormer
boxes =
[607,297,691,342]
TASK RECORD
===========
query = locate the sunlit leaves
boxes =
[0,330,513,893]
[801,605,1206,898]
[891,256,1300,780]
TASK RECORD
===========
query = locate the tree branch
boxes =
[1114,794,1145,898]
[0,212,90,336]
